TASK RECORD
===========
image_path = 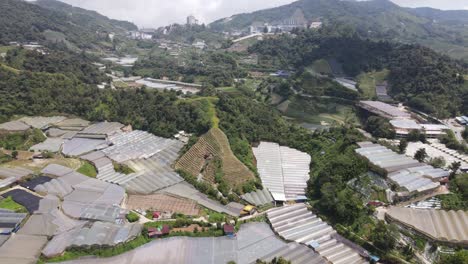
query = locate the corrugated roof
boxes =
[241,188,274,206]
[387,207,468,245]
[267,204,368,264]
[253,142,310,201]
[0,120,30,131]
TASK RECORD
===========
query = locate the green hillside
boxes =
[0,0,137,49]
[210,0,468,61]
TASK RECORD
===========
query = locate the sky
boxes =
[51,0,468,28]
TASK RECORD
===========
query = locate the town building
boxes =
[187,15,199,26]
[390,119,448,138]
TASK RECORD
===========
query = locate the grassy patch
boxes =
[285,97,358,126]
[357,69,389,99]
[0,128,46,151]
[309,59,332,75]
[113,162,135,175]
[77,161,97,178]
[0,46,14,53]
[0,196,27,213]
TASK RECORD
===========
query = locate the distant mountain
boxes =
[0,0,137,49]
[210,0,468,60]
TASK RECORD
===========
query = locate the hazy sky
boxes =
[53,0,468,28]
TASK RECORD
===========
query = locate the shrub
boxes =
[126,211,140,223]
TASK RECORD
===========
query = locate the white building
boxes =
[187,15,199,26]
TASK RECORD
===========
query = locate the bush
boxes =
[126,211,140,223]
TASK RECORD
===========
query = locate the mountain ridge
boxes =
[210,0,468,61]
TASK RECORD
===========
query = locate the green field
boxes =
[284,97,358,126]
[0,46,14,54]
[357,70,389,99]
[77,161,97,178]
[308,59,333,75]
[0,196,27,213]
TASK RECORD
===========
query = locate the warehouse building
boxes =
[253,142,311,202]
[355,142,449,198]
[386,207,468,247]
[359,101,411,119]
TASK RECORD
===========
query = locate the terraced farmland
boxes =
[176,128,255,189]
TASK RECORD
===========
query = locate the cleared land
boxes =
[285,97,357,126]
[175,128,255,188]
[357,70,389,99]
[126,193,200,216]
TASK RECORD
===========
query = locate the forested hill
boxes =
[34,0,137,32]
[210,0,468,61]
[0,0,137,49]
[249,30,468,118]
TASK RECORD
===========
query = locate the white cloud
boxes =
[57,0,296,27]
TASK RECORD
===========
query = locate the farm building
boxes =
[0,209,27,234]
[390,119,448,138]
[253,142,311,201]
[241,188,274,206]
[42,221,142,257]
[35,164,126,222]
[0,167,34,189]
[0,234,48,264]
[19,116,67,130]
[0,120,30,133]
[386,207,468,247]
[355,142,449,197]
[359,101,410,119]
[267,204,368,264]
[62,222,327,264]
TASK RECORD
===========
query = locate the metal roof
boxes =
[387,207,468,245]
[62,138,108,156]
[267,204,368,264]
[19,116,67,129]
[253,142,310,201]
[241,188,274,206]
[0,120,30,131]
[359,101,410,118]
[78,122,124,136]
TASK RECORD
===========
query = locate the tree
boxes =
[126,211,140,223]
[370,221,398,251]
[365,116,396,139]
[11,150,18,159]
[438,250,468,264]
[429,157,445,168]
[449,162,461,180]
[407,130,426,143]
[414,148,427,162]
[398,139,408,154]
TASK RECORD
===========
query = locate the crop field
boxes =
[0,196,27,213]
[176,128,255,188]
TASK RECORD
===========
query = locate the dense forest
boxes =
[250,29,468,117]
[4,46,108,84]
[133,51,247,87]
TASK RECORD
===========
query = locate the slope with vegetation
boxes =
[211,0,468,61]
[175,128,256,192]
[0,0,136,50]
[249,29,468,118]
